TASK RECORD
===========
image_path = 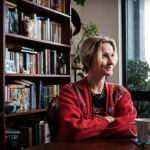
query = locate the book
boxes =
[51,21,56,42]
[14,52,20,73]
[58,23,61,43]
[37,0,42,5]
[45,122,50,143]
[5,59,16,73]
[24,53,30,73]
[6,134,21,150]
[16,80,35,109]
[46,18,51,41]
[5,86,8,102]
[57,84,60,96]
[41,0,50,7]
[21,79,35,86]
[61,0,65,13]
[50,50,57,74]
[14,80,30,86]
[5,4,9,33]
[6,129,21,135]
[19,12,25,35]
[48,86,53,101]
[19,53,24,73]
[44,49,48,74]
[36,52,39,74]
[37,80,42,109]
[51,0,55,9]
[21,47,36,54]
[17,126,33,147]
[9,7,19,34]
[37,19,42,40]
[7,84,25,88]
[52,84,57,97]
[41,121,45,143]
[41,51,44,74]
[30,85,35,109]
[42,20,46,40]
[18,120,40,146]
[42,87,48,107]
[5,1,17,8]
[47,49,51,74]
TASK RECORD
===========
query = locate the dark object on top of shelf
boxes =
[5,99,21,114]
[73,0,86,6]
[6,134,25,150]
[71,8,81,36]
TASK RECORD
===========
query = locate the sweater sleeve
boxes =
[99,89,137,138]
[57,84,110,141]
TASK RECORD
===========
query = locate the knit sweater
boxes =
[57,77,137,141]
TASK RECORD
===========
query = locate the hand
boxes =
[104,116,115,123]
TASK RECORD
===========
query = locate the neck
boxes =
[87,74,105,94]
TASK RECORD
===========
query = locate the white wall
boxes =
[71,0,122,84]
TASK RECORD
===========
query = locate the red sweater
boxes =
[57,77,137,141]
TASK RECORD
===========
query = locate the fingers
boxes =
[104,116,115,123]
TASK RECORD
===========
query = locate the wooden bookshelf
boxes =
[0,0,71,149]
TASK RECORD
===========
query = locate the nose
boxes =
[108,57,114,65]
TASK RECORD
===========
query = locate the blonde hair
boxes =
[80,36,118,73]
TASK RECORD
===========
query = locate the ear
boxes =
[83,59,89,68]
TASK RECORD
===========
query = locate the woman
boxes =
[57,36,137,141]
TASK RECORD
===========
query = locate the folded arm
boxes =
[99,90,137,138]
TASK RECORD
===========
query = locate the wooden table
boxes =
[25,138,150,150]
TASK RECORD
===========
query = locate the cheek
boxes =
[90,55,103,70]
[98,61,105,68]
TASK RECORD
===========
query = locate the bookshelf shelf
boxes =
[20,0,70,19]
[0,0,71,149]
[5,73,71,78]
[6,33,71,49]
[6,108,48,118]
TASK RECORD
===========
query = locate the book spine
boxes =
[41,51,44,74]
[46,18,50,41]
[45,122,50,143]
[5,86,8,102]
[44,49,48,74]
[52,84,57,97]
[36,52,39,74]
[48,49,51,74]
[5,4,9,33]
[30,85,35,109]
[50,50,57,74]
[62,0,65,13]
[36,80,42,109]
[41,121,45,144]
[42,87,48,107]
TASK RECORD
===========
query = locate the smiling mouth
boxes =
[106,67,113,70]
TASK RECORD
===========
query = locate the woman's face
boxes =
[89,43,115,77]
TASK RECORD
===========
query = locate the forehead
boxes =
[99,43,114,53]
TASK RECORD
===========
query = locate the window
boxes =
[123,0,150,92]
[122,0,150,117]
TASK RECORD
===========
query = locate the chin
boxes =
[106,72,113,76]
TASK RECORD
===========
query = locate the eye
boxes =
[102,54,107,58]
[111,54,114,57]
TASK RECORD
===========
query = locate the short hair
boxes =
[79,36,118,73]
